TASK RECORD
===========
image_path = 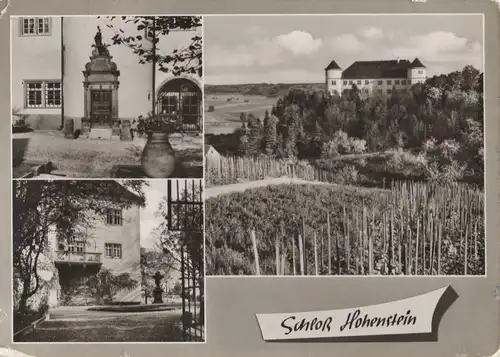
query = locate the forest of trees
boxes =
[205,83,324,98]
[208,65,484,185]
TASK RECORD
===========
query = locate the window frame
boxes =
[24,80,62,109]
[105,243,123,259]
[19,17,52,37]
[106,208,123,226]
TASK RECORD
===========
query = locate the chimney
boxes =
[397,57,400,63]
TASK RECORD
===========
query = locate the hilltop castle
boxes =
[325,58,427,96]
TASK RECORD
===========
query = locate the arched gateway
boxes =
[156,77,202,133]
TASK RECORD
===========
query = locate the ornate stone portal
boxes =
[81,27,121,140]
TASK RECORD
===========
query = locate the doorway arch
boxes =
[156,77,202,133]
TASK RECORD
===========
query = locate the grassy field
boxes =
[204,94,276,135]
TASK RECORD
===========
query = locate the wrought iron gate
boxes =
[157,79,202,134]
[167,179,204,341]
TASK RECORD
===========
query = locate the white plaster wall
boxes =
[62,16,153,128]
[11,17,62,129]
[155,25,203,94]
[407,68,427,83]
[86,205,142,302]
[52,204,142,303]
[340,77,413,96]
[325,69,342,95]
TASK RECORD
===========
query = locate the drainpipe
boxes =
[60,17,65,130]
[151,17,156,118]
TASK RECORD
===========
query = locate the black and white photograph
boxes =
[13,179,204,342]
[11,16,203,179]
[204,14,485,276]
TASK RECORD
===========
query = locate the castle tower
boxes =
[62,16,153,130]
[407,57,426,85]
[325,60,342,95]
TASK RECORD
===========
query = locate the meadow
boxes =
[204,94,275,135]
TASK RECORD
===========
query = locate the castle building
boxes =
[46,182,144,306]
[325,58,427,96]
[11,16,202,138]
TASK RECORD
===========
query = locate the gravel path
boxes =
[13,131,202,178]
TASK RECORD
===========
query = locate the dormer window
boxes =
[20,17,51,36]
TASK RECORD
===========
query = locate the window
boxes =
[343,80,348,85]
[378,89,383,94]
[395,80,400,85]
[387,89,392,94]
[349,80,353,85]
[378,80,383,85]
[105,243,122,259]
[69,242,85,253]
[401,80,406,85]
[387,80,392,85]
[365,80,369,85]
[20,17,51,36]
[106,209,123,225]
[331,80,336,85]
[357,80,361,85]
[418,70,423,74]
[363,89,369,93]
[25,80,61,108]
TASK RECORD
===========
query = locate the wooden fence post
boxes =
[298,234,304,276]
[250,229,260,276]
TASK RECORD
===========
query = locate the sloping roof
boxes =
[113,181,145,206]
[341,59,413,79]
[204,145,219,155]
[325,60,342,71]
[411,57,426,68]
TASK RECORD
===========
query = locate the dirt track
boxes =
[205,177,335,199]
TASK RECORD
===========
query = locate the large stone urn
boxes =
[141,132,176,178]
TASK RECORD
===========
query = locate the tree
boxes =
[13,180,147,313]
[246,114,263,156]
[85,268,139,304]
[263,114,278,156]
[103,16,202,77]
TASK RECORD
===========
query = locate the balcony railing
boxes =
[54,251,102,264]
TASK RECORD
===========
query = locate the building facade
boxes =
[47,184,143,307]
[325,58,427,96]
[11,16,202,137]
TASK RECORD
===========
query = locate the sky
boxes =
[139,180,167,250]
[204,14,484,85]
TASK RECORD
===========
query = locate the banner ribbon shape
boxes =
[256,286,452,341]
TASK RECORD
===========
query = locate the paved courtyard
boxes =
[12,130,203,178]
[16,306,185,342]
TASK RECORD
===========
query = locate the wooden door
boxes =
[90,90,112,127]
